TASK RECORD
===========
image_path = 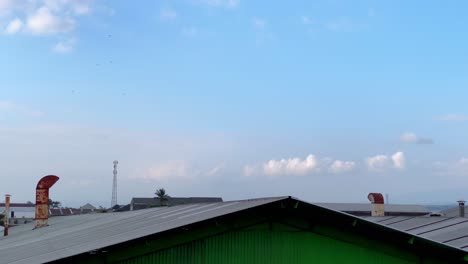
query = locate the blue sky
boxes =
[2,0,468,207]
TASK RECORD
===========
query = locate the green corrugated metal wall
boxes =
[117,224,434,264]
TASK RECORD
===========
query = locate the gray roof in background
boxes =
[131,197,223,207]
[363,215,468,250]
[0,197,283,264]
[316,203,430,214]
[80,203,96,210]
[439,206,468,217]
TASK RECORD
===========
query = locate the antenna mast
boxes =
[111,160,118,208]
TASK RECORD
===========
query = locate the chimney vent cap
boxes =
[368,193,384,204]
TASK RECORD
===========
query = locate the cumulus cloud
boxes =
[366,152,405,172]
[392,152,405,169]
[366,155,389,172]
[4,18,23,34]
[52,38,75,53]
[438,114,468,122]
[244,154,356,177]
[26,7,75,34]
[0,0,94,39]
[329,160,355,174]
[160,8,177,21]
[263,154,318,176]
[400,132,433,144]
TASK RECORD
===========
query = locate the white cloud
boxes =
[301,16,312,25]
[438,114,468,122]
[366,152,405,172]
[26,7,75,35]
[329,160,355,174]
[263,154,319,176]
[1,0,94,40]
[366,155,389,172]
[253,17,266,29]
[52,38,75,53]
[0,101,44,117]
[400,132,433,144]
[202,0,239,8]
[392,152,405,169]
[160,8,177,21]
[4,18,22,34]
[245,154,358,177]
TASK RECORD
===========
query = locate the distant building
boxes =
[80,203,96,212]
[130,197,223,210]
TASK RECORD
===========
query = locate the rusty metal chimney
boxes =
[4,194,10,236]
[35,175,59,229]
[368,193,385,217]
[458,199,466,217]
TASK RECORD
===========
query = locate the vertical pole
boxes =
[111,160,118,208]
[4,194,10,236]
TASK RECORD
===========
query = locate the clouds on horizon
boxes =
[366,152,405,172]
[244,154,356,177]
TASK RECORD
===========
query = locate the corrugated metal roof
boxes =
[0,197,285,264]
[316,203,430,214]
[363,215,468,251]
[0,197,465,264]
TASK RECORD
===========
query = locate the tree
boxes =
[155,188,170,206]
[48,199,61,208]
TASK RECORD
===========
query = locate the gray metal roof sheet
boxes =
[0,197,464,264]
[365,215,468,252]
[0,197,285,264]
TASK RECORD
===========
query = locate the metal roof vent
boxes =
[368,193,385,217]
[429,212,444,217]
[35,175,59,229]
[458,199,466,217]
